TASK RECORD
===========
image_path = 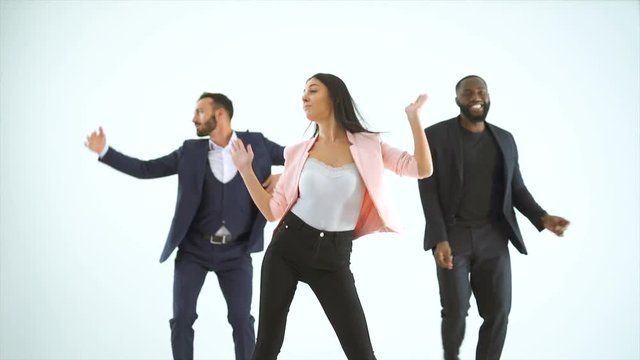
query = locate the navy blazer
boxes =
[100,131,285,262]
[418,117,546,255]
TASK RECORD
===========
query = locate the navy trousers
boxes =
[436,221,511,360]
[170,235,255,360]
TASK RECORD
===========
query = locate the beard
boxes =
[197,113,217,136]
[457,100,491,123]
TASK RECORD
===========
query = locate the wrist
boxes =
[238,166,253,177]
[408,118,423,130]
[407,114,421,122]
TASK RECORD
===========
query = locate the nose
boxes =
[470,91,484,102]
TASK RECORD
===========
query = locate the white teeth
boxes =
[471,104,482,110]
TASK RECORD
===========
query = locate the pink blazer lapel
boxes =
[347,132,383,198]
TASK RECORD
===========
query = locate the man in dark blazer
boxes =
[418,76,570,360]
[84,93,285,360]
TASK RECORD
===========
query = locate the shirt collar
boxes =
[209,131,237,151]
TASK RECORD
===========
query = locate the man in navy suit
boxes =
[418,76,570,360]
[84,93,285,360]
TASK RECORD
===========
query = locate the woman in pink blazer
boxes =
[231,73,433,360]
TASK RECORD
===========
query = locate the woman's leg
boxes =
[308,267,376,360]
[253,229,299,360]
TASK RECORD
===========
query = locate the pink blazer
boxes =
[270,131,424,239]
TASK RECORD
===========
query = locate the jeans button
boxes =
[320,232,324,237]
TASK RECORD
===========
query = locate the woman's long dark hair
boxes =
[308,73,376,137]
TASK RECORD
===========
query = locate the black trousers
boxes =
[436,221,511,360]
[170,237,255,360]
[253,212,376,360]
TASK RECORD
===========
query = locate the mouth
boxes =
[469,103,484,113]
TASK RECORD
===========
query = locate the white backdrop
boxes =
[1,1,638,359]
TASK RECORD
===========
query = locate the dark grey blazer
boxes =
[418,117,546,255]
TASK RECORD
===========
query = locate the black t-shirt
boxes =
[456,124,505,225]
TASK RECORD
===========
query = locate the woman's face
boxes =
[302,77,333,122]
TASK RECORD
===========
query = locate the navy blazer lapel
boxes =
[198,138,210,163]
[178,140,209,208]
[190,139,210,183]
[447,118,464,182]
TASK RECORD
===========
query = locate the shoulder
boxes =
[284,138,314,160]
[426,117,457,134]
[486,122,514,141]
[176,139,207,157]
[236,130,264,141]
[424,118,457,146]
[236,130,284,148]
[349,132,382,148]
[353,131,380,141]
[182,138,208,148]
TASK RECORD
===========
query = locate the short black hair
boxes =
[455,75,487,92]
[198,92,234,119]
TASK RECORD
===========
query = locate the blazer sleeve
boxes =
[263,135,285,166]
[380,140,420,178]
[418,130,448,249]
[510,136,547,231]
[268,145,296,220]
[99,146,181,179]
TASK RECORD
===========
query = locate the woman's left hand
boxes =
[405,94,428,119]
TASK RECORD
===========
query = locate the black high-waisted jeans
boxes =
[253,211,376,360]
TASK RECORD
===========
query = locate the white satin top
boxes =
[291,157,365,231]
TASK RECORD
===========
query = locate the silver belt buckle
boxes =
[210,235,227,245]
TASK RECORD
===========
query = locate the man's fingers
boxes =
[437,251,453,269]
[436,251,452,269]
[553,221,569,236]
[436,252,444,266]
[444,255,454,269]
